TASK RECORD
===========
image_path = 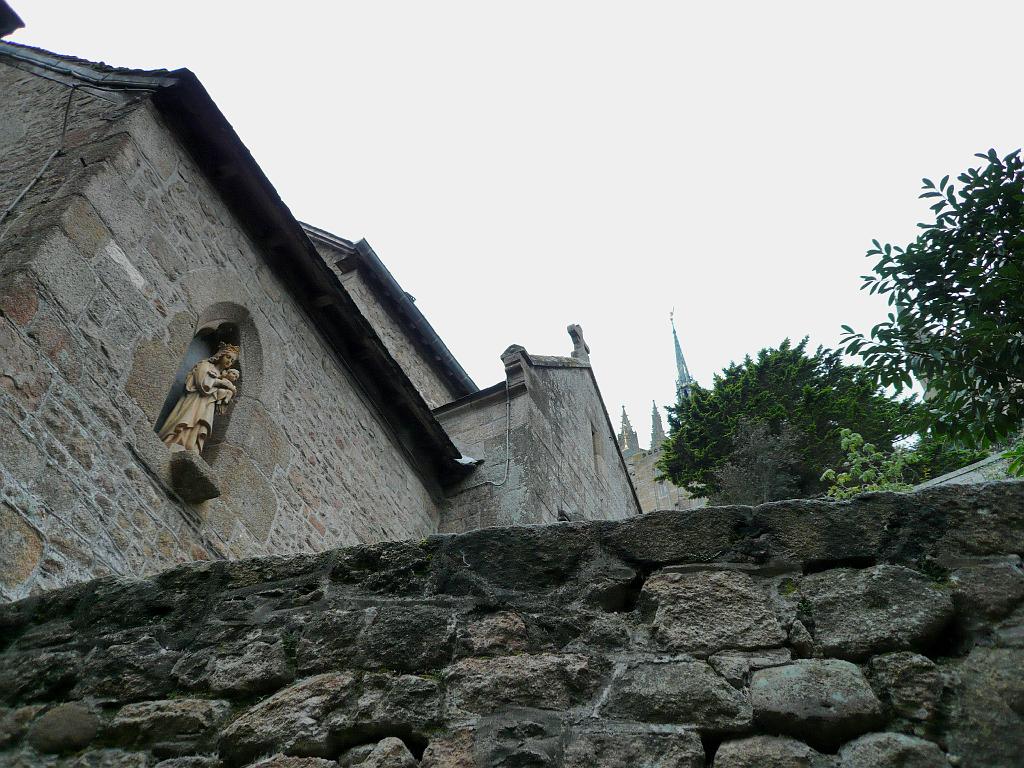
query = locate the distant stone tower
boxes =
[619,407,640,458]
[650,400,666,448]
[616,317,705,513]
[672,311,694,401]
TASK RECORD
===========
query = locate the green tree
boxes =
[658,339,917,498]
[841,149,1024,449]
[709,417,802,506]
[904,431,990,483]
[821,429,916,500]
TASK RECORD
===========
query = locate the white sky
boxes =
[11,2,1023,448]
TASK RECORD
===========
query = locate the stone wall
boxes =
[2,480,1019,767]
[0,60,441,602]
[438,350,638,532]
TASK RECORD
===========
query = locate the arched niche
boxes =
[156,301,268,466]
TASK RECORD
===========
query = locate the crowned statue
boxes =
[158,341,240,455]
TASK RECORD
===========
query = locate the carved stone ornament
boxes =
[158,341,240,456]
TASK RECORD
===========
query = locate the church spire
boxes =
[618,406,640,458]
[650,400,666,448]
[671,311,694,399]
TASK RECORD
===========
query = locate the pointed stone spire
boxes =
[650,401,666,449]
[618,406,640,458]
[671,311,694,399]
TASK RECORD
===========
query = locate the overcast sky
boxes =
[11,2,1023,448]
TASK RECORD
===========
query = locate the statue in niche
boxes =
[158,341,240,455]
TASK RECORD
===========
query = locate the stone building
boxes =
[0,39,638,602]
[618,318,705,512]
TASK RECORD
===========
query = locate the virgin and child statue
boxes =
[158,341,240,455]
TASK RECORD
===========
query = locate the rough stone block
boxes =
[563,724,704,768]
[109,698,231,756]
[643,569,787,656]
[168,450,221,504]
[867,652,943,725]
[750,660,885,750]
[444,653,604,715]
[801,565,954,660]
[715,735,833,768]
[0,271,39,327]
[604,506,749,565]
[837,732,949,767]
[0,503,44,594]
[172,637,292,696]
[27,701,99,754]
[603,659,753,732]
[941,647,1024,767]
[26,228,98,319]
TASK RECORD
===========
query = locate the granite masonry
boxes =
[0,480,1021,768]
[0,42,639,602]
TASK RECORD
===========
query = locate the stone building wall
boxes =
[0,480,1020,767]
[626,447,705,513]
[438,349,638,532]
[435,384,531,533]
[0,61,441,602]
[917,452,1011,490]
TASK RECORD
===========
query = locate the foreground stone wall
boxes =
[0,480,1021,767]
[1,59,443,601]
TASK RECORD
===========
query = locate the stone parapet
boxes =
[0,480,1022,766]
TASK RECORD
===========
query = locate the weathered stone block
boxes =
[750,660,885,750]
[563,724,704,768]
[949,556,1024,632]
[801,566,953,660]
[218,672,439,765]
[456,611,529,657]
[0,271,39,327]
[172,637,292,696]
[603,659,752,732]
[169,451,221,504]
[604,506,749,565]
[354,737,417,768]
[715,735,833,768]
[27,701,99,754]
[837,732,949,767]
[444,653,604,714]
[941,647,1024,768]
[867,652,943,725]
[109,699,230,756]
[643,569,786,656]
[217,672,355,764]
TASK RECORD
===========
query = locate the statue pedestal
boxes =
[169,450,221,503]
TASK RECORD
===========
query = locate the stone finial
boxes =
[567,324,590,364]
[619,406,640,458]
[651,401,667,448]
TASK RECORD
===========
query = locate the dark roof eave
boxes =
[302,223,477,399]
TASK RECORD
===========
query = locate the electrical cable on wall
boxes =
[452,377,513,493]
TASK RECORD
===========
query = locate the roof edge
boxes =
[302,222,478,398]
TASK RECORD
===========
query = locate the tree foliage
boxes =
[841,149,1024,448]
[821,429,916,499]
[658,339,918,498]
[709,418,801,506]
[904,431,990,483]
